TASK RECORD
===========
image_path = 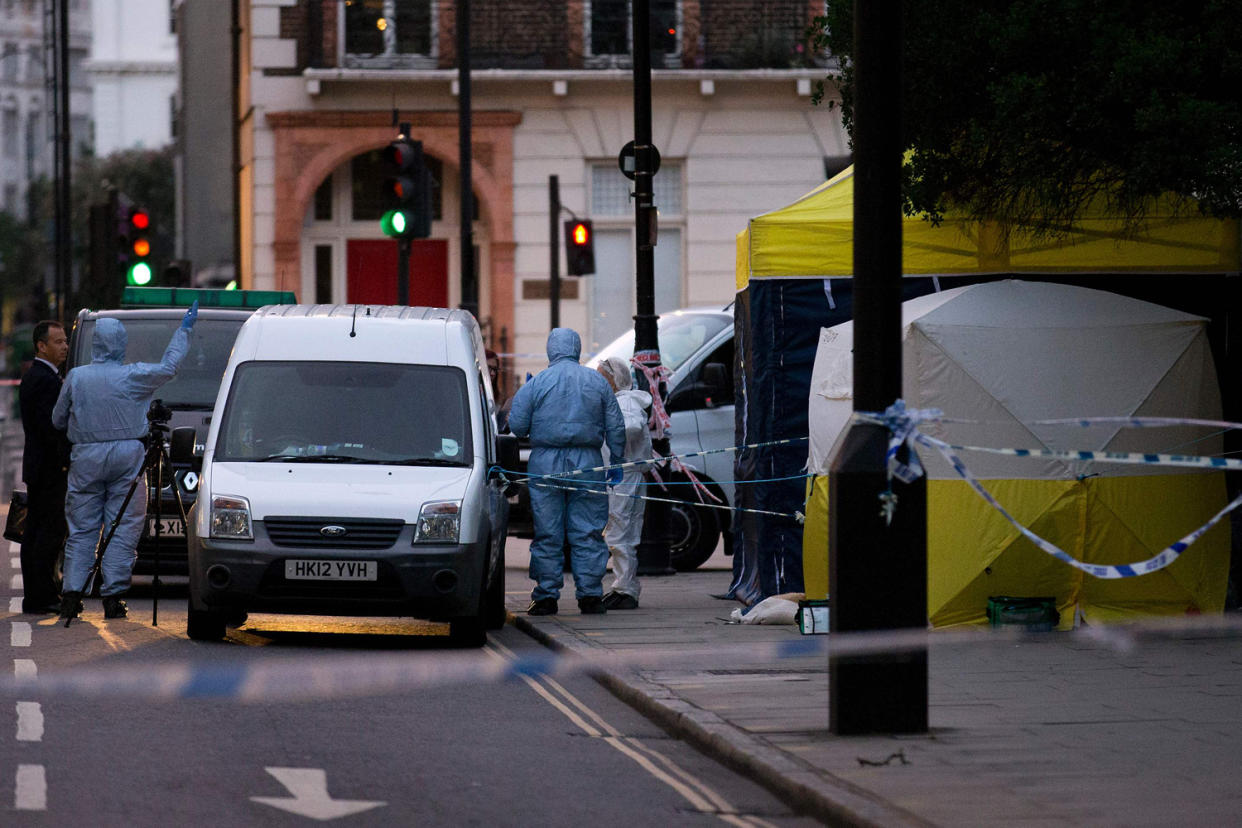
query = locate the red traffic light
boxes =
[130,209,149,230]
[571,222,590,246]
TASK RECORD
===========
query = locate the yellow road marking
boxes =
[486,640,774,827]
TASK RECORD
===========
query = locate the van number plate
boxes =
[284,560,378,581]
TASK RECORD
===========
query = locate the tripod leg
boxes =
[151,444,163,627]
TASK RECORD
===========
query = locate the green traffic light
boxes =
[127,261,153,286]
[381,208,410,238]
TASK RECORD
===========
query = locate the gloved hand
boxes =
[180,300,199,331]
[606,466,624,487]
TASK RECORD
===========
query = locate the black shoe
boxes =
[58,591,83,620]
[21,601,61,615]
[527,598,558,616]
[601,591,639,610]
[578,596,607,615]
[102,596,128,619]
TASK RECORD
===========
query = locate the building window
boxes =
[587,0,679,67]
[591,160,682,217]
[343,0,435,68]
[315,245,333,303]
[1,44,17,82]
[2,107,17,159]
[314,175,334,221]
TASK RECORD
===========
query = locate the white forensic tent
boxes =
[804,280,1231,626]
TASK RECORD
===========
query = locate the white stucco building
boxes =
[86,0,178,154]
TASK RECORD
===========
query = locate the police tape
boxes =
[858,402,1242,580]
[523,479,805,521]
[533,435,810,482]
[4,612,1241,702]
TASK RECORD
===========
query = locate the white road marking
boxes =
[14,659,36,681]
[10,573,22,590]
[9,556,19,568]
[250,768,386,820]
[11,622,31,647]
[9,596,20,613]
[16,702,43,741]
[485,641,776,828]
[15,764,46,810]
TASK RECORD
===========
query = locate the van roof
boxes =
[251,304,475,323]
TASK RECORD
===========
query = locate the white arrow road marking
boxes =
[11,622,31,647]
[15,764,46,810]
[250,768,386,821]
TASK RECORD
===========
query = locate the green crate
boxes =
[986,596,1060,631]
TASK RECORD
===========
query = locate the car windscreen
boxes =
[214,361,473,466]
[588,313,731,374]
[73,318,244,409]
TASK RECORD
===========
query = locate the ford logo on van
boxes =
[320,525,348,537]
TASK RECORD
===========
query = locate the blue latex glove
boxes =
[180,300,199,331]
[606,466,624,486]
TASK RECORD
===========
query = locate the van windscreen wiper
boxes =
[254,453,370,463]
[387,457,469,467]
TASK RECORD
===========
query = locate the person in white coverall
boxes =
[52,303,197,620]
[596,356,652,610]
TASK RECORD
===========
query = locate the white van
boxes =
[180,305,516,646]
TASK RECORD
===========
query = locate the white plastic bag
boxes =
[729,595,801,625]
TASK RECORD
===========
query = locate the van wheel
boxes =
[668,495,720,572]
[187,607,226,641]
[485,541,507,630]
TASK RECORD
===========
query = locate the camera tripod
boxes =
[65,404,189,628]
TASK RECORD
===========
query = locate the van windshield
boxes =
[588,312,731,374]
[215,361,473,466]
[73,318,244,409]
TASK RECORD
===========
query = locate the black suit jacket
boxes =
[20,359,70,487]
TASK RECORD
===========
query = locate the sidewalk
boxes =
[503,543,1242,827]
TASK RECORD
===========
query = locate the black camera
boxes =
[147,399,173,425]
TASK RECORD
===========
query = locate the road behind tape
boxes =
[3,613,1240,703]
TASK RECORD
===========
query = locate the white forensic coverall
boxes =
[599,357,652,600]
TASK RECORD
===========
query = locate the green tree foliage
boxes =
[812,1,1242,233]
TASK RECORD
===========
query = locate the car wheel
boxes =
[485,540,507,630]
[450,561,489,647]
[667,493,721,572]
[186,607,226,641]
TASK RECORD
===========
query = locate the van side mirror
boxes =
[170,427,198,465]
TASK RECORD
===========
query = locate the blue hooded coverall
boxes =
[508,328,626,601]
[52,318,191,597]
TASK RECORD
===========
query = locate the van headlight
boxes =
[415,500,460,544]
[210,495,253,540]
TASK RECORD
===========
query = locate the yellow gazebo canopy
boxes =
[736,166,1241,290]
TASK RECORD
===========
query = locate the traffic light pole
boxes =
[396,236,410,306]
[549,175,560,328]
[632,0,674,575]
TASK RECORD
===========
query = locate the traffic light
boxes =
[125,207,153,286]
[564,219,595,276]
[380,135,432,239]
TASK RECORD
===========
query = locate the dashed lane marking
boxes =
[15,764,46,810]
[10,622,31,647]
[16,701,42,741]
[8,597,20,613]
[485,639,778,828]
[14,659,35,681]
[9,573,21,590]
[9,557,18,568]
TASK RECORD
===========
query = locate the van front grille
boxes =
[264,516,405,549]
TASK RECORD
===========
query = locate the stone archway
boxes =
[265,109,521,345]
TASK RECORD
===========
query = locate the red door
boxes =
[346,239,449,306]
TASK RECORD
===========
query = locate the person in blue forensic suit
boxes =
[508,328,625,616]
[52,302,198,620]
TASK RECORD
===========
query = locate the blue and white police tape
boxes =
[522,478,807,521]
[856,401,1242,580]
[5,612,1241,702]
[532,435,810,482]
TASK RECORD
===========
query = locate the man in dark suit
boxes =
[19,320,70,614]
